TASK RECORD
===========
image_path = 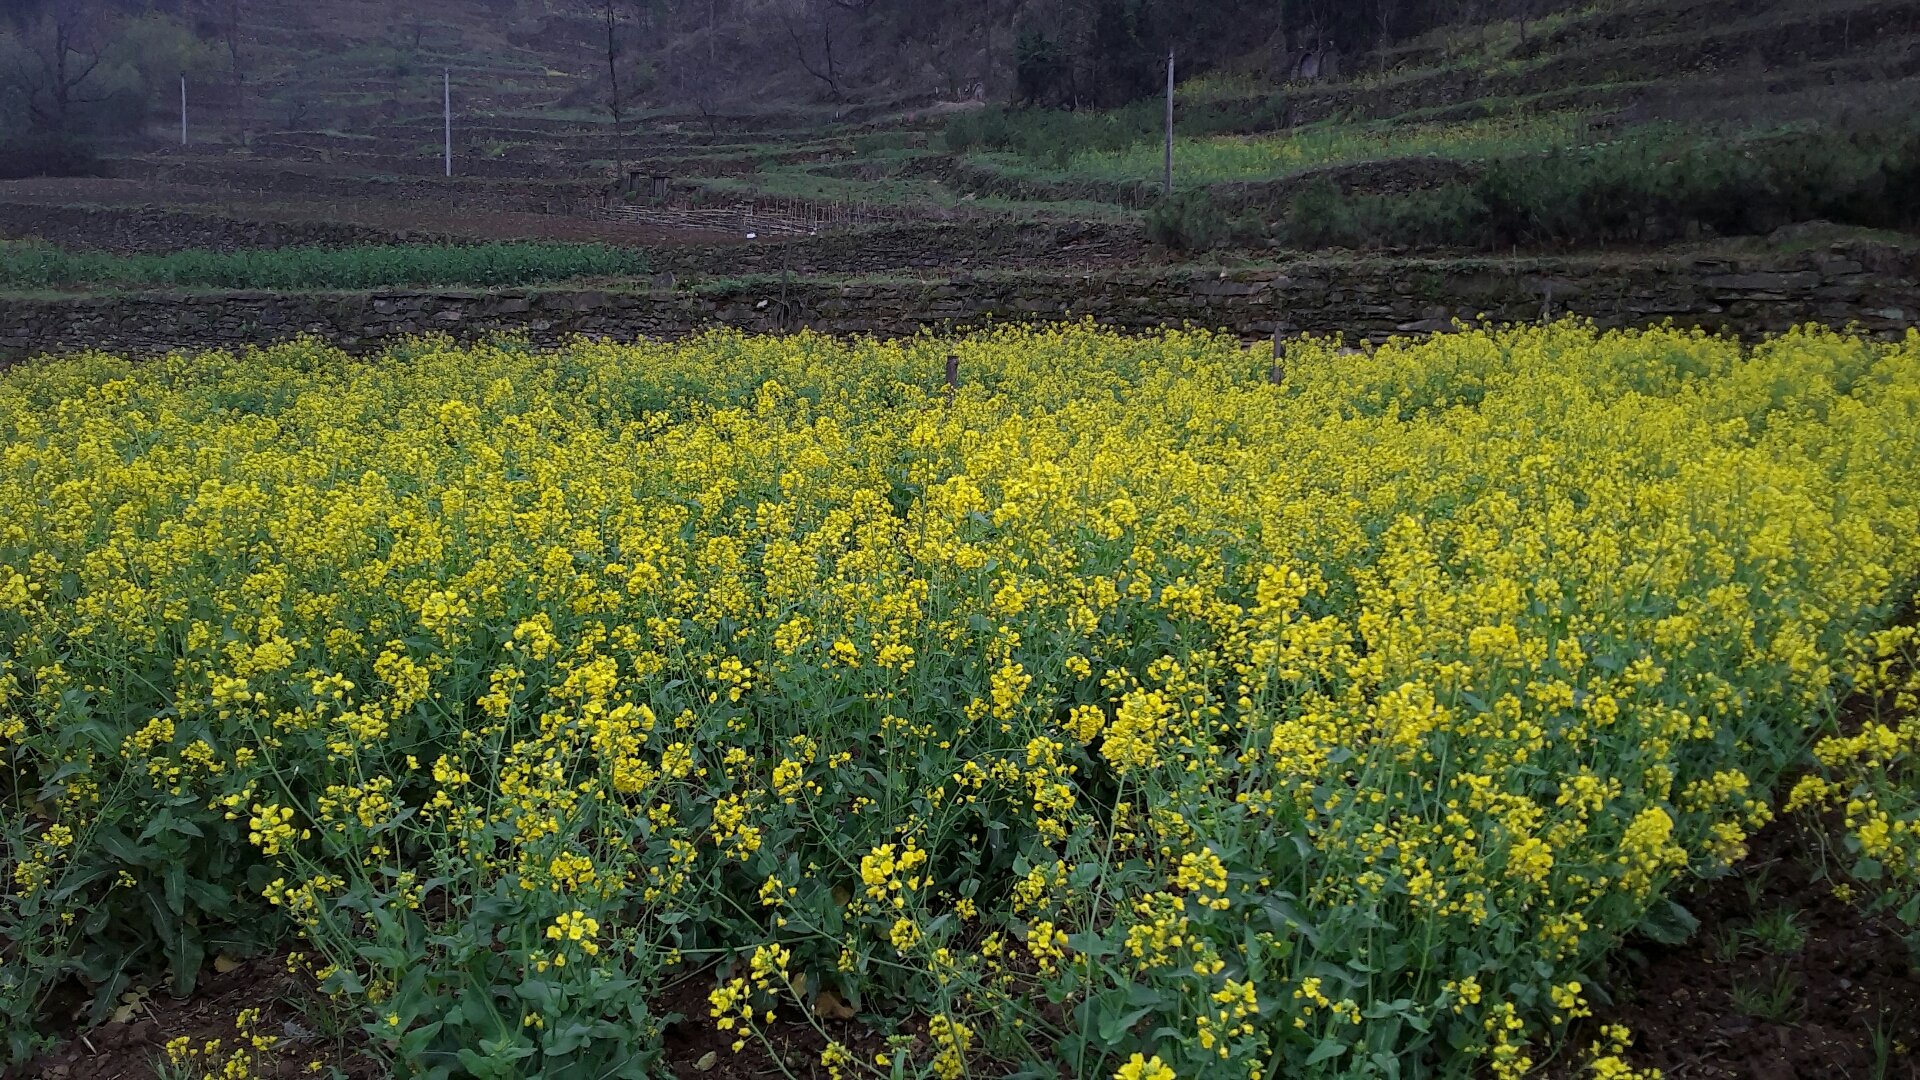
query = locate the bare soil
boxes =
[18,961,897,1080]
[0,179,744,248]
[19,955,370,1080]
[1566,820,1920,1080]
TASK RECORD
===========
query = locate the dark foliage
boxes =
[1272,123,1920,252]
[1006,0,1451,108]
[1144,191,1266,250]
[1138,121,1920,253]
[0,131,105,180]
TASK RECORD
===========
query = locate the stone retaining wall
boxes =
[0,204,1143,273]
[4,246,1913,363]
[929,155,1480,211]
[0,204,440,255]
[658,222,1143,277]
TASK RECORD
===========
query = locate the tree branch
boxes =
[781,8,841,99]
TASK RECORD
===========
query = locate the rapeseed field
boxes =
[2,323,1917,1078]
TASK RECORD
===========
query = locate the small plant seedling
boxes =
[1739,908,1807,956]
[1709,925,1744,963]
[1867,1013,1896,1080]
[1729,966,1800,1022]
[1741,864,1772,910]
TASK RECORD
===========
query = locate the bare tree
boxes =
[1368,0,1400,52]
[603,0,624,123]
[975,0,1017,98]
[782,0,844,101]
[211,0,242,68]
[1441,0,1482,61]
[1,3,113,134]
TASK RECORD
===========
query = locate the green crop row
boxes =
[0,242,652,291]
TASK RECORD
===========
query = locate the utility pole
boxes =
[1163,50,1175,197]
[443,69,452,178]
[180,74,188,146]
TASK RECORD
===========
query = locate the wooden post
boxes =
[180,74,187,146]
[945,354,959,401]
[1269,330,1286,385]
[1163,50,1175,198]
[443,70,452,177]
[780,242,791,333]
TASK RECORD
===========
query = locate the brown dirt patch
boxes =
[19,963,898,1080]
[20,955,370,1080]
[0,179,744,248]
[654,976,898,1080]
[1570,820,1920,1080]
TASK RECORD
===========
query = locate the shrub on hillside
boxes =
[1283,179,1489,250]
[1144,191,1266,250]
[1278,121,1920,251]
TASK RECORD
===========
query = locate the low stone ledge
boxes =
[3,249,1913,366]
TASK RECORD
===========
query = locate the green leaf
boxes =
[1305,1038,1348,1066]
[163,860,187,916]
[184,876,235,915]
[457,1042,534,1080]
[140,809,203,841]
[1065,930,1113,957]
[545,1020,596,1056]
[397,1020,445,1059]
[94,825,149,866]
[1102,1007,1155,1043]
[139,809,176,843]
[166,924,204,998]
[1362,997,1416,1020]
[1638,899,1699,945]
